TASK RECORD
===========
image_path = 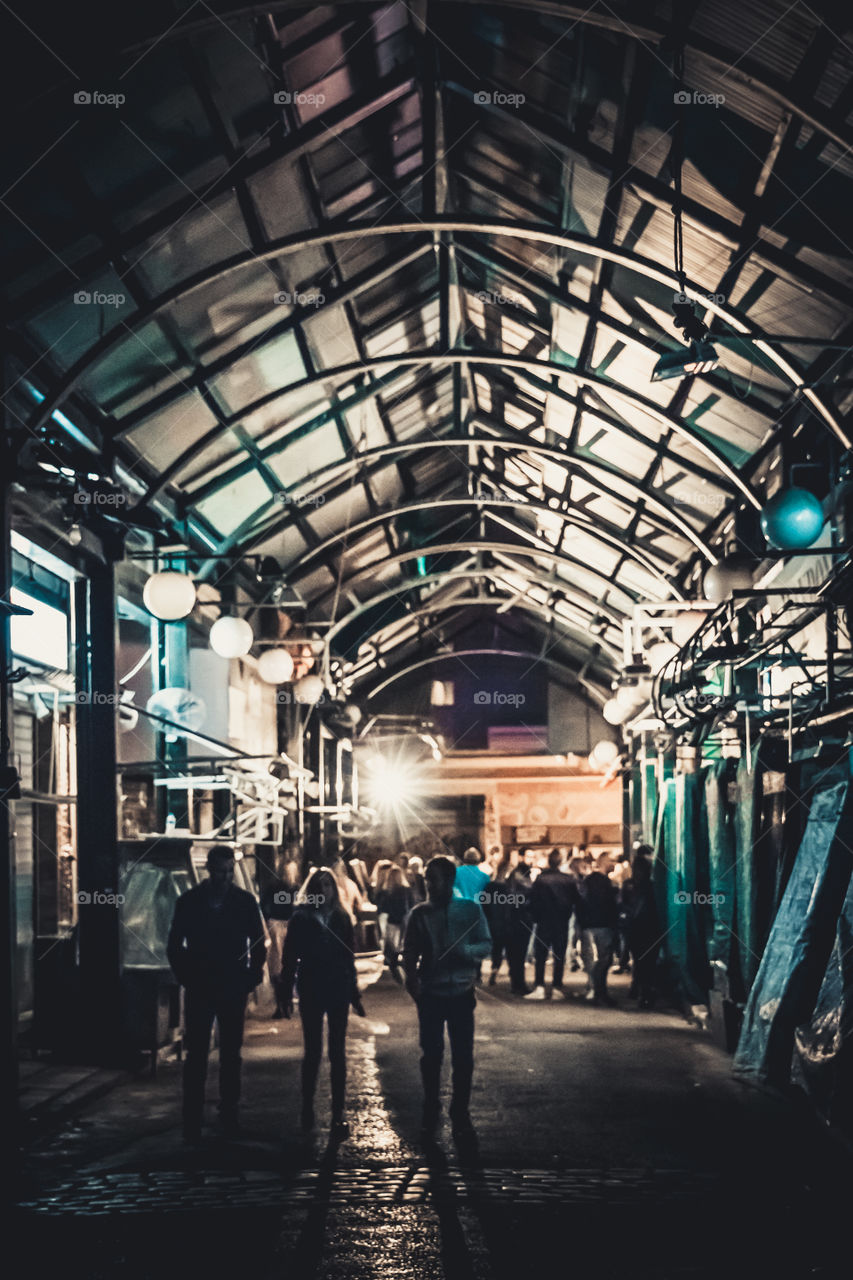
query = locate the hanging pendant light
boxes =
[257,648,295,684]
[209,615,254,658]
[293,674,325,704]
[143,570,197,621]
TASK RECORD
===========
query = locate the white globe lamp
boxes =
[257,648,295,684]
[589,739,620,769]
[672,610,706,649]
[602,697,630,725]
[647,641,679,675]
[294,674,325,705]
[702,556,754,603]
[142,570,196,621]
[209,615,254,658]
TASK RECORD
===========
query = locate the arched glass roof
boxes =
[5,1,853,702]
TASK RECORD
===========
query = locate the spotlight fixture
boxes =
[652,338,718,382]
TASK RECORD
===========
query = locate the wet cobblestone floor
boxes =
[14,972,853,1279]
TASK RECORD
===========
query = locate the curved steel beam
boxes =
[276,497,704,591]
[342,598,623,669]
[175,352,743,512]
[320,569,625,649]
[222,444,716,565]
[283,540,650,620]
[29,220,844,447]
[161,353,758,510]
[358,648,608,703]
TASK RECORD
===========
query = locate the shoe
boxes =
[330,1119,350,1140]
[511,985,532,996]
[524,986,546,1001]
[451,1112,476,1140]
[555,987,571,1000]
[584,990,598,1003]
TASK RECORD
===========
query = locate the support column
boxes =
[75,562,122,1063]
[0,424,19,1169]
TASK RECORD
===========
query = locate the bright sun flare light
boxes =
[361,753,422,813]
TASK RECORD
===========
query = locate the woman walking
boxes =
[377,864,415,982]
[279,867,366,1138]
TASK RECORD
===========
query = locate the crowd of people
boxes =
[368,842,661,1010]
[167,840,661,1145]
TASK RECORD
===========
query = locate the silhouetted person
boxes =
[506,857,534,995]
[167,845,266,1142]
[402,856,491,1141]
[623,850,661,1008]
[525,848,578,1000]
[377,864,415,983]
[576,853,619,1006]
[279,868,365,1138]
[487,847,518,984]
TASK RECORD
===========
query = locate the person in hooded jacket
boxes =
[279,867,366,1138]
[505,856,535,995]
[525,848,579,1000]
[576,853,619,1006]
[402,856,491,1141]
[622,849,661,1008]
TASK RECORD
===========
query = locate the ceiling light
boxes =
[652,339,718,381]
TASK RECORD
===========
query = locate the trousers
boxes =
[581,927,615,999]
[299,998,350,1121]
[533,919,570,988]
[183,984,247,1132]
[417,988,476,1120]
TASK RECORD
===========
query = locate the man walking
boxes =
[167,845,266,1141]
[402,856,492,1142]
[576,853,619,1006]
[525,848,578,1000]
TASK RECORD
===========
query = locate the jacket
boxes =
[402,898,492,997]
[279,905,359,1006]
[529,869,578,923]
[576,872,619,931]
[167,882,266,991]
[453,864,492,902]
[377,883,415,925]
